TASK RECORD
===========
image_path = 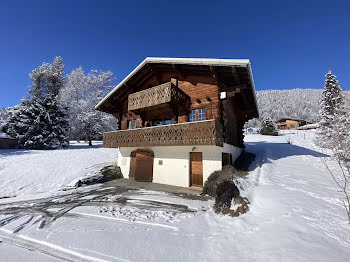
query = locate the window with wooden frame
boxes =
[189,110,196,122]
[198,108,206,121]
[128,119,137,129]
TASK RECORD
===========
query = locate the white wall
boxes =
[117,143,241,187]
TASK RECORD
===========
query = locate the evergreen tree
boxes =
[260,117,278,136]
[4,57,69,149]
[317,71,350,223]
[317,71,345,149]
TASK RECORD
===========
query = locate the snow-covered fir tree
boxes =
[59,68,117,144]
[4,57,69,149]
[260,117,278,136]
[316,71,345,149]
[316,71,350,223]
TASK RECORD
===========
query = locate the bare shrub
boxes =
[214,181,239,212]
[202,165,241,197]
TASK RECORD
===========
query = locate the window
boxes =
[128,120,136,129]
[154,121,163,126]
[189,110,196,122]
[164,119,173,125]
[198,108,206,121]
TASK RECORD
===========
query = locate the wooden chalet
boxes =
[276,118,309,130]
[96,57,258,187]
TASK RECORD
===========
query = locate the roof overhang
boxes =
[96,57,259,118]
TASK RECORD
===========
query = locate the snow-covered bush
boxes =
[203,165,241,197]
[260,117,278,136]
[203,165,246,213]
[214,180,240,212]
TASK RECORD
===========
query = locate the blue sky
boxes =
[0,0,349,107]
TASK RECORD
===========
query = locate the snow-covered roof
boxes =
[95,57,256,112]
[297,123,320,130]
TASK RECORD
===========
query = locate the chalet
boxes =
[276,118,309,130]
[95,58,258,187]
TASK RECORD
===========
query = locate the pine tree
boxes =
[260,117,278,136]
[317,71,345,149]
[4,57,69,149]
[317,71,350,223]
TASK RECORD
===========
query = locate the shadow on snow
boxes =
[245,141,329,162]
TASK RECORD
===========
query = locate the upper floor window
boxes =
[154,121,163,126]
[128,119,137,129]
[164,119,173,125]
[198,108,206,121]
[189,110,196,122]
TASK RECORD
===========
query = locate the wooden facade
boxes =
[103,119,223,148]
[128,82,190,111]
[277,118,309,130]
[96,58,258,149]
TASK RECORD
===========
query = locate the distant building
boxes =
[276,118,310,130]
[297,123,320,130]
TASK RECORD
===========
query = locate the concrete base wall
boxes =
[117,143,241,187]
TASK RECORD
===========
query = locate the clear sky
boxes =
[0,0,349,107]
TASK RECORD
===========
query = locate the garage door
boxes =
[131,149,154,182]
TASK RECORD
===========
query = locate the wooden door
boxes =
[190,152,203,186]
[134,149,154,182]
[129,151,137,178]
[222,153,231,167]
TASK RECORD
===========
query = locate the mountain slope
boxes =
[256,89,350,123]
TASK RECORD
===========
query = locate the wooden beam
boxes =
[210,66,229,91]
[231,66,240,84]
[172,64,185,79]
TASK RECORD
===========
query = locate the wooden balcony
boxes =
[103,119,223,148]
[128,82,190,111]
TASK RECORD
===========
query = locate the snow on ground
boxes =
[0,141,117,200]
[0,132,350,261]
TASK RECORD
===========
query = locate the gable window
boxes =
[128,119,136,129]
[189,110,196,122]
[198,108,206,121]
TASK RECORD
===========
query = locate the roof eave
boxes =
[95,57,253,111]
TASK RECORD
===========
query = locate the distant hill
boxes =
[255,89,350,123]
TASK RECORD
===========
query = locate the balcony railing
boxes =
[103,119,223,148]
[128,82,190,111]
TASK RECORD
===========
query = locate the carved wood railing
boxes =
[103,119,223,148]
[128,82,190,111]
